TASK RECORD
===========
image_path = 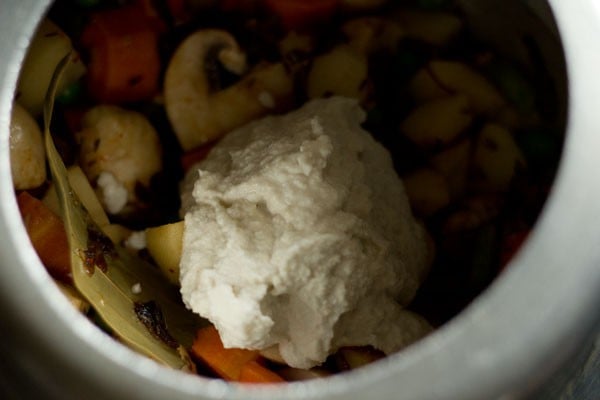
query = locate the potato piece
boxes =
[403,168,451,216]
[394,9,463,46]
[146,221,184,285]
[10,103,46,190]
[307,45,369,101]
[279,31,314,58]
[430,139,472,199]
[472,124,526,192]
[400,94,472,149]
[342,17,404,54]
[410,61,506,115]
[16,19,85,116]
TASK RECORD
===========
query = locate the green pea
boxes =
[487,61,537,114]
[516,129,563,173]
[57,80,83,105]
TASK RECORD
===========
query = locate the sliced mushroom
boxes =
[164,29,294,151]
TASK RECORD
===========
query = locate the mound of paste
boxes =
[180,97,431,368]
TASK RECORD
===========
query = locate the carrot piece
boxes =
[263,0,339,31]
[81,5,162,103]
[17,192,72,283]
[191,326,260,381]
[239,361,285,383]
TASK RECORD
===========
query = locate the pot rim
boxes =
[0,1,599,399]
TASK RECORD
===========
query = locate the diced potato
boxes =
[410,61,506,115]
[10,103,46,190]
[403,168,451,216]
[279,31,314,58]
[342,17,404,54]
[16,19,86,116]
[307,45,369,101]
[146,221,184,285]
[394,9,463,46]
[429,139,472,199]
[400,94,472,149]
[471,124,526,192]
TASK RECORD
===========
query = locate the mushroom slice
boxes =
[164,29,294,151]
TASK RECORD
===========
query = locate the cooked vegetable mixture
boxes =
[11,0,563,383]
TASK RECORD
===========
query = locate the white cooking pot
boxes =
[0,1,599,399]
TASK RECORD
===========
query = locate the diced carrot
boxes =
[81,5,162,103]
[181,142,216,173]
[263,0,339,31]
[191,326,260,381]
[239,361,285,383]
[17,191,72,283]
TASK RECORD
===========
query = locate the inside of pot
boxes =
[9,0,567,385]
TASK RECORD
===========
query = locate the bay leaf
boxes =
[43,53,206,371]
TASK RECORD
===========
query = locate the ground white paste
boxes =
[180,97,432,369]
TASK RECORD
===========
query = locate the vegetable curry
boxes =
[11,0,563,383]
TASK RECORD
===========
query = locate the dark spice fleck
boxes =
[134,301,179,349]
[82,226,116,274]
